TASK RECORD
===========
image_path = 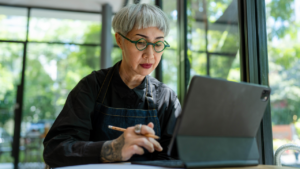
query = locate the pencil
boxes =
[108,125,160,139]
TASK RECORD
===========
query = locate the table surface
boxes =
[56,164,296,169]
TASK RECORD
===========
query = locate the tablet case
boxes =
[173,75,270,168]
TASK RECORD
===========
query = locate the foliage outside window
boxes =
[0,7,123,164]
[187,0,240,83]
[266,1,300,164]
[162,0,178,93]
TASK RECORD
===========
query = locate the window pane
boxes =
[0,6,27,41]
[162,0,178,94]
[0,43,23,165]
[188,0,240,81]
[29,9,101,44]
[190,52,206,77]
[210,53,240,81]
[112,47,122,64]
[208,28,239,53]
[266,0,300,167]
[127,0,155,5]
[22,43,100,165]
[162,49,177,93]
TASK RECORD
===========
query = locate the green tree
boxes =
[0,43,23,128]
[266,0,300,124]
[187,0,239,80]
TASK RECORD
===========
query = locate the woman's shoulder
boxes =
[148,76,181,113]
[83,66,113,85]
[148,76,177,98]
[72,67,113,97]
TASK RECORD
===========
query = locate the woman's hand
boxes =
[100,122,163,162]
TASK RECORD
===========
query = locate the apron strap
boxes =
[145,76,156,110]
[96,66,116,103]
[97,66,156,110]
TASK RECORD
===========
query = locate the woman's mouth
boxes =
[140,64,153,69]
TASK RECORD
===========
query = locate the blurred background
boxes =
[0,0,300,168]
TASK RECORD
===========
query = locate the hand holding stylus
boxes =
[108,125,160,139]
[100,122,163,162]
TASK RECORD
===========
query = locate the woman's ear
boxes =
[115,33,123,50]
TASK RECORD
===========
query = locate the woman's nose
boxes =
[143,44,155,59]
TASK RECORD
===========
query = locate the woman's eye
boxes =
[138,42,146,45]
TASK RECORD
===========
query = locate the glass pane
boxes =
[141,0,155,5]
[266,0,300,167]
[190,52,206,77]
[29,9,101,44]
[21,43,100,166]
[0,6,27,41]
[127,0,155,5]
[112,47,122,64]
[162,49,177,93]
[209,53,240,81]
[162,0,178,93]
[188,0,240,82]
[208,28,239,53]
[0,43,23,165]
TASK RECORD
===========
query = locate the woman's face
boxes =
[116,27,165,77]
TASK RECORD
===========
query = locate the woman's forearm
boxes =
[44,138,104,167]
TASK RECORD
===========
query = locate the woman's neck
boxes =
[119,62,145,89]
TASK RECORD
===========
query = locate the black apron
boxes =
[90,66,161,161]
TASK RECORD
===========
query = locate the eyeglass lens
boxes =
[136,39,165,52]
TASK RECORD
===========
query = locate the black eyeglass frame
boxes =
[118,33,170,53]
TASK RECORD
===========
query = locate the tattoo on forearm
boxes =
[100,134,125,162]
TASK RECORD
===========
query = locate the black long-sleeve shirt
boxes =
[43,61,181,168]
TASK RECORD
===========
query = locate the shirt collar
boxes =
[112,61,147,100]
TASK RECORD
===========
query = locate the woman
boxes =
[43,3,181,168]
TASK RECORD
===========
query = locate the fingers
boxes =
[148,137,163,152]
[131,145,144,155]
[134,137,163,153]
[140,124,155,135]
[123,144,145,161]
[133,124,161,152]
[122,124,162,160]
[147,122,154,129]
[135,138,155,153]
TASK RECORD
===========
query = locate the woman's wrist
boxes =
[100,135,125,162]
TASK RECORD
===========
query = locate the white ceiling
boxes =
[0,0,130,13]
[0,0,154,21]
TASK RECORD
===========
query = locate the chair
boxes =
[274,143,300,166]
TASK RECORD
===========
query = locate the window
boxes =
[162,0,178,93]
[266,0,300,166]
[0,6,103,167]
[29,9,101,44]
[0,42,23,164]
[0,6,27,164]
[187,0,240,82]
[0,6,27,41]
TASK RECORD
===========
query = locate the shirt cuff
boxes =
[82,141,105,163]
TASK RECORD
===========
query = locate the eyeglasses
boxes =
[119,33,170,53]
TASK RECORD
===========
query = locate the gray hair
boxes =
[112,4,170,37]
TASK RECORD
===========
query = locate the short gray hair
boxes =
[112,4,170,37]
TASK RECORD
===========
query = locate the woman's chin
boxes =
[138,69,153,76]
